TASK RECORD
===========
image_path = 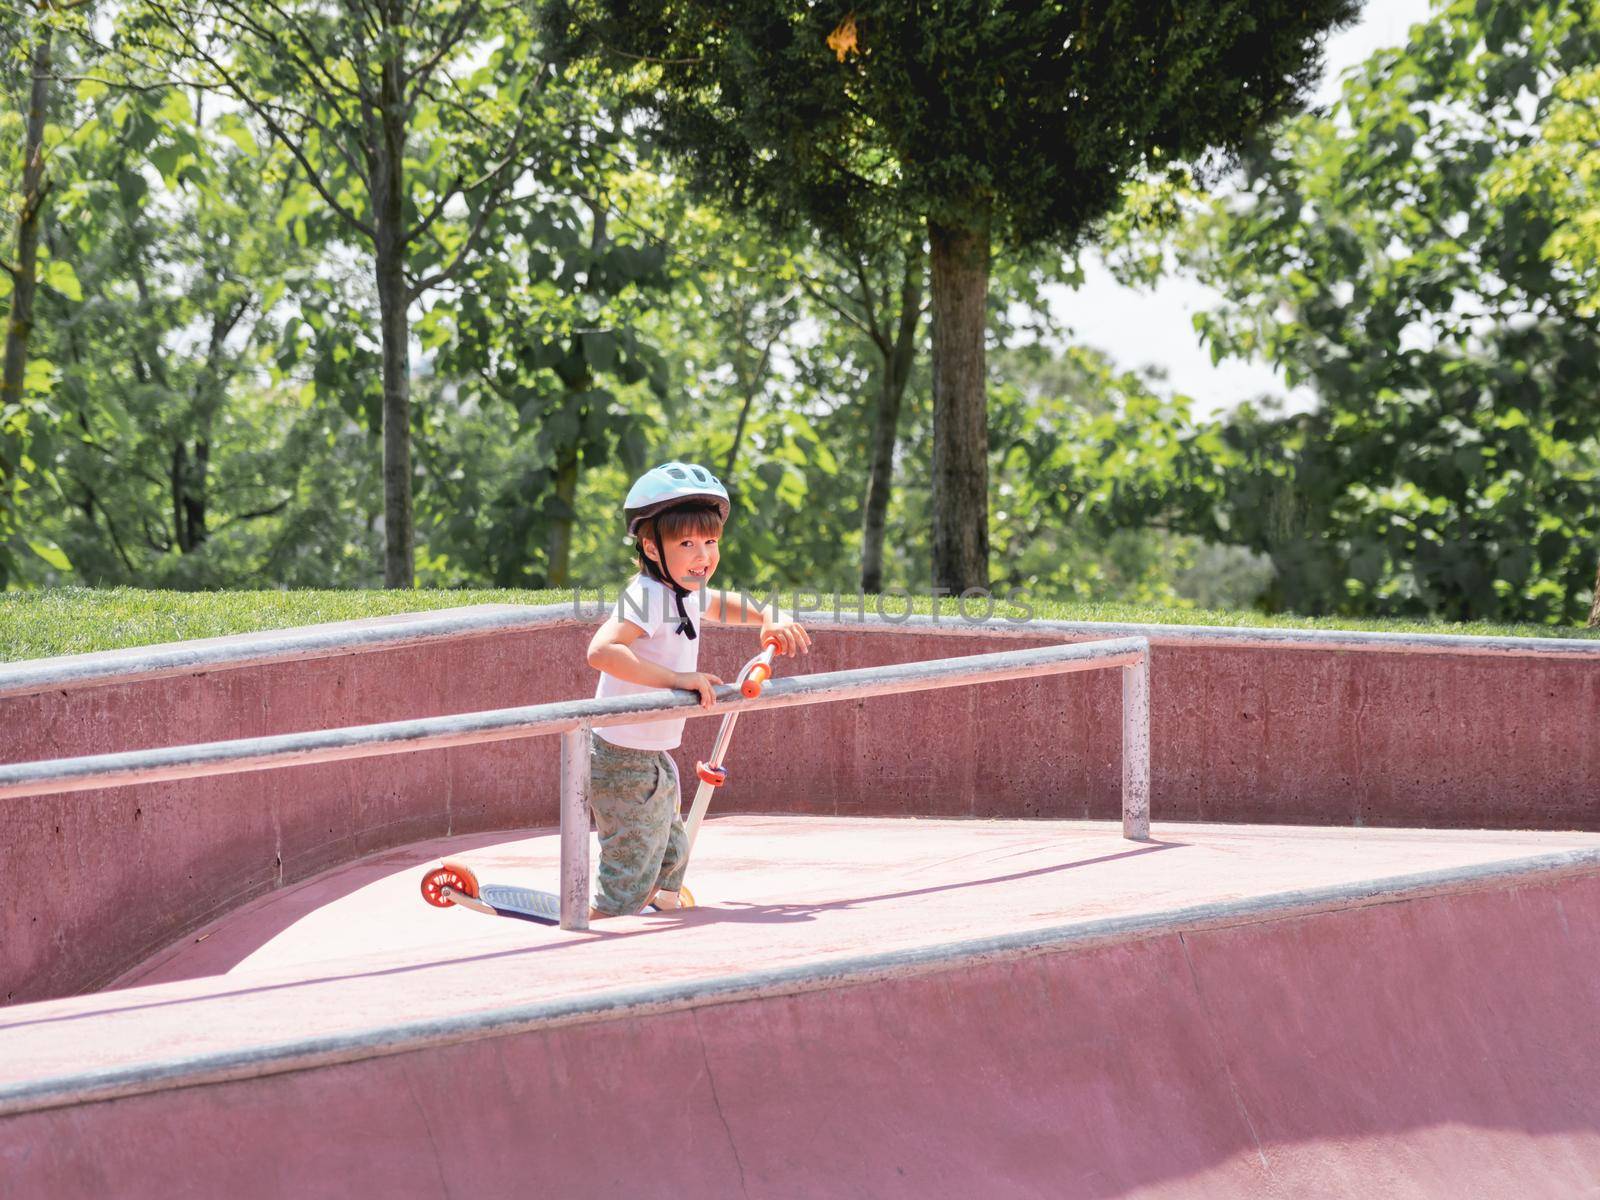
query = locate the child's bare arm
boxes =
[586,617,675,687]
[586,617,724,707]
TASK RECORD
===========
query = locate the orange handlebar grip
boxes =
[742,664,772,699]
[761,634,783,652]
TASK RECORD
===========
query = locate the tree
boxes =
[420,127,672,587]
[129,0,552,586]
[796,229,923,593]
[984,341,1231,605]
[642,208,857,593]
[0,0,92,585]
[547,0,1358,589]
[1124,0,1600,623]
[34,76,346,585]
[1490,23,1600,624]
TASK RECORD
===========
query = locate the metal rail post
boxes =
[1122,652,1151,841]
[559,725,592,929]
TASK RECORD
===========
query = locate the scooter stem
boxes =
[684,637,782,856]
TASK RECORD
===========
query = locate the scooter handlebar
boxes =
[739,638,783,699]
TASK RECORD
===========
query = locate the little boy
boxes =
[585,461,811,918]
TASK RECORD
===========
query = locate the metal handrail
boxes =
[0,637,1151,928]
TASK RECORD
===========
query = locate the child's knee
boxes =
[594,862,658,915]
[589,750,681,915]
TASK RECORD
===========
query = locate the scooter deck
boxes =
[422,860,563,926]
[422,858,695,926]
[474,883,562,925]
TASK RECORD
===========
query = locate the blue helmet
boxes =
[624,462,730,538]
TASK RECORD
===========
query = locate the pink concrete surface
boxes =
[0,620,594,1005]
[5,608,1600,1007]
[2,818,1598,1197]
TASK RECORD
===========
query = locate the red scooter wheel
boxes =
[420,859,480,908]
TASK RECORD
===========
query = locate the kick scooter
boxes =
[419,636,781,924]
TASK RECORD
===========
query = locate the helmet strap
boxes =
[642,529,697,640]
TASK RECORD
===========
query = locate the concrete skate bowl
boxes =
[3,853,1599,1198]
[2,605,1599,1195]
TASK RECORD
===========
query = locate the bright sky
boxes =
[1044,0,1438,418]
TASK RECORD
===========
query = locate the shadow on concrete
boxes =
[676,839,1184,926]
[0,837,1183,1032]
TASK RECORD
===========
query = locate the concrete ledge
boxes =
[0,604,578,700]
[811,611,1600,658]
[5,603,1597,702]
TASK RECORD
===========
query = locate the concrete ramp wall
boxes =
[4,605,1598,1006]
[5,866,1597,1199]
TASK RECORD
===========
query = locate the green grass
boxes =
[1,585,1596,663]
[0,587,570,663]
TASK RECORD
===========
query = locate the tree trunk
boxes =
[171,441,189,552]
[168,435,211,554]
[859,368,903,594]
[547,447,579,586]
[1,28,53,477]
[186,437,209,549]
[1589,554,1600,628]
[861,240,923,594]
[724,385,756,479]
[722,295,774,481]
[178,304,237,554]
[375,48,413,588]
[544,199,608,585]
[926,215,991,591]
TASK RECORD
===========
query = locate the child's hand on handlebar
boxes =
[761,619,812,657]
[673,671,725,708]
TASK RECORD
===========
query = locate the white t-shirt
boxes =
[593,574,703,750]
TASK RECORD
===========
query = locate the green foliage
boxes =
[13,60,382,590]
[984,342,1243,606]
[9,0,1598,635]
[547,0,1360,248]
[418,108,672,587]
[1134,0,1600,623]
[0,1,100,587]
[118,0,563,586]
[548,0,1361,591]
[1492,58,1600,317]
[671,219,874,592]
